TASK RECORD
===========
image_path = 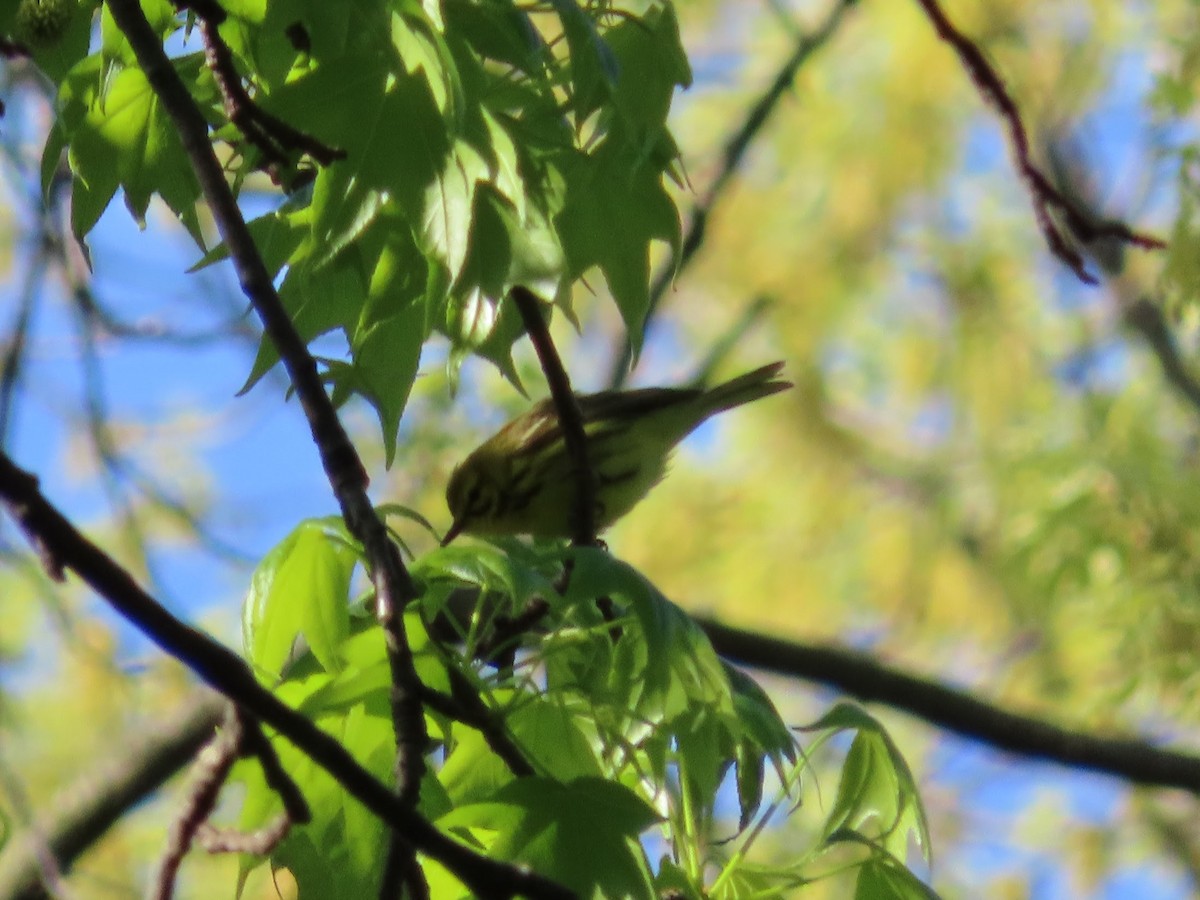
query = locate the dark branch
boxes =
[912,0,1165,285]
[157,708,308,880]
[1123,299,1200,413]
[196,816,292,854]
[1041,139,1200,422]
[150,706,244,900]
[239,710,311,825]
[608,0,857,388]
[701,618,1200,794]
[101,1,432,892]
[510,285,597,547]
[439,669,536,777]
[0,456,571,900]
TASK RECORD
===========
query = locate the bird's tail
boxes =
[701,361,792,416]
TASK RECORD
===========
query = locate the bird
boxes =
[442,362,790,543]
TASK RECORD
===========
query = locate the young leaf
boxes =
[812,703,932,866]
[440,776,660,899]
[855,854,942,900]
[242,517,359,678]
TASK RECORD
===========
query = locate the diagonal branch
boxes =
[0,452,574,900]
[912,0,1165,285]
[702,618,1200,793]
[12,599,1200,893]
[511,285,597,547]
[1042,138,1200,422]
[101,0,430,889]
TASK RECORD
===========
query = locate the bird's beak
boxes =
[441,518,465,547]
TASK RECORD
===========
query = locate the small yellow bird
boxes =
[442,362,790,543]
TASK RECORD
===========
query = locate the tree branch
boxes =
[701,618,1200,794]
[911,0,1165,284]
[510,285,597,547]
[1042,138,1200,422]
[101,0,431,890]
[0,453,573,899]
[149,705,246,900]
[0,241,45,447]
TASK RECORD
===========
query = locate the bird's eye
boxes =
[464,484,487,516]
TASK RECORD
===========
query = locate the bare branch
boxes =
[510,285,598,547]
[101,1,433,891]
[179,0,343,189]
[149,706,243,900]
[912,0,1165,285]
[701,618,1200,794]
[0,453,574,900]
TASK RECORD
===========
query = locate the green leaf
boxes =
[424,139,490,283]
[439,727,515,805]
[19,0,98,85]
[548,0,619,126]
[508,695,603,780]
[337,704,394,881]
[264,56,451,246]
[442,0,547,75]
[556,135,682,346]
[189,207,308,276]
[242,517,359,678]
[566,548,734,731]
[724,662,797,828]
[814,703,932,865]
[726,663,796,760]
[392,4,465,119]
[346,299,426,466]
[855,855,942,900]
[99,0,177,66]
[56,53,204,241]
[440,777,659,900]
[605,4,692,140]
[442,188,566,381]
[412,542,559,605]
[40,120,68,201]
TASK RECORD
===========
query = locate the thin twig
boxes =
[238,712,311,825]
[1042,138,1200,421]
[149,706,243,900]
[449,669,536,777]
[73,293,255,570]
[701,617,1200,794]
[608,0,857,388]
[151,706,309,898]
[195,815,292,854]
[0,453,574,899]
[912,0,1165,286]
[510,286,597,546]
[0,757,79,900]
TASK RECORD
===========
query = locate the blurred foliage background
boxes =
[4,0,1200,896]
